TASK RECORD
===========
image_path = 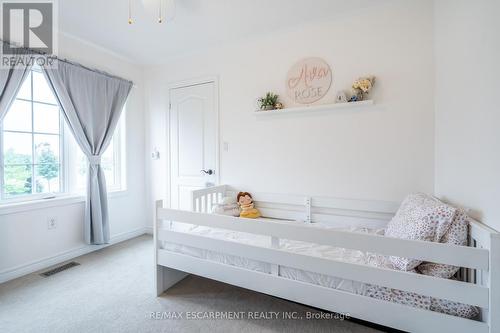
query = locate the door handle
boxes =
[201,169,215,176]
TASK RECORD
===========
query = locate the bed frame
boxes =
[154,185,500,333]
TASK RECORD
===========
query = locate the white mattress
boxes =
[161,220,478,319]
[162,220,389,296]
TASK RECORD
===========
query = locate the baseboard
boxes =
[0,227,149,284]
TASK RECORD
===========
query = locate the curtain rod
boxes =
[1,40,135,86]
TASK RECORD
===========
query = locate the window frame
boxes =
[0,67,66,203]
[114,113,127,192]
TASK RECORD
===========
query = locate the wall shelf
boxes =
[254,100,374,116]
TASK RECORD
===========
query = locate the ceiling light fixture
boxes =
[158,0,163,23]
[128,0,133,24]
[129,0,175,24]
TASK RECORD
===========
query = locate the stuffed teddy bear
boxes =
[237,192,261,219]
[211,196,240,217]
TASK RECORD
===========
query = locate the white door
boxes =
[169,82,217,210]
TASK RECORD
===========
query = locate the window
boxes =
[101,117,126,191]
[0,67,127,203]
[69,114,126,193]
[1,67,63,200]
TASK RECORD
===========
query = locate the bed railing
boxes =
[191,185,396,228]
[157,185,500,333]
[190,185,229,213]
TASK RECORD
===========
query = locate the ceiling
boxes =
[59,0,378,65]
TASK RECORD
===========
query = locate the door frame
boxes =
[166,76,220,209]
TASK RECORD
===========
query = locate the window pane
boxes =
[76,150,87,190]
[3,100,32,132]
[32,70,57,104]
[102,143,114,166]
[35,163,60,193]
[4,165,32,197]
[102,163,115,187]
[16,72,31,100]
[3,132,33,164]
[101,142,115,187]
[1,67,65,200]
[33,103,60,134]
[34,134,60,164]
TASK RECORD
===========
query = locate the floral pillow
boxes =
[385,193,456,271]
[417,208,469,278]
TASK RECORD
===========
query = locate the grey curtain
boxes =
[42,59,133,245]
[0,47,32,120]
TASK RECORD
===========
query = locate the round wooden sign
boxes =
[286,57,332,104]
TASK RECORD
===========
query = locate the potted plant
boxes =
[258,92,281,111]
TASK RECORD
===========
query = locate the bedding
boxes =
[161,221,478,319]
[384,193,456,271]
[417,207,469,278]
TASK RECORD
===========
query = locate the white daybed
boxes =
[154,185,500,333]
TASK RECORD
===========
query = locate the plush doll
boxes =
[211,196,241,217]
[237,192,261,219]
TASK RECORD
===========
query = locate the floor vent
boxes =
[40,262,80,277]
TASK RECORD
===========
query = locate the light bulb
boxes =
[158,0,163,23]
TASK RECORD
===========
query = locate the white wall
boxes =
[0,33,147,281]
[144,0,435,225]
[434,0,500,230]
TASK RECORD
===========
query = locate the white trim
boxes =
[108,190,129,199]
[0,194,84,215]
[0,227,149,284]
[0,189,130,216]
[167,76,219,91]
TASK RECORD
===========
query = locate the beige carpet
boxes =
[0,235,385,333]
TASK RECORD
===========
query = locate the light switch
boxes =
[151,148,160,160]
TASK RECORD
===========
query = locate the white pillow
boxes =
[211,196,240,217]
[220,196,237,205]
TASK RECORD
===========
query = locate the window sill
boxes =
[108,189,128,198]
[0,189,128,216]
[0,194,85,216]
